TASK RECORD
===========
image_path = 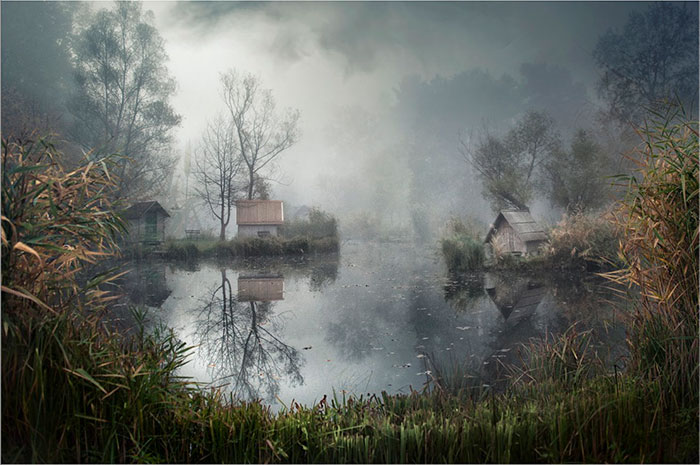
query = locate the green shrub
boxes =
[281,207,338,240]
[440,218,486,272]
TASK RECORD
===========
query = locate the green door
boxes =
[145,212,158,243]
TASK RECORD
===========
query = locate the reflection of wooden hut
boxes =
[236,200,284,238]
[485,274,545,321]
[484,210,546,256]
[237,275,284,301]
[123,201,170,245]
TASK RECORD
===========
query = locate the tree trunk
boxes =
[247,167,254,200]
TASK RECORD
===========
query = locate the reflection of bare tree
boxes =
[193,269,302,402]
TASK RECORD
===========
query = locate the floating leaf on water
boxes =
[303,346,312,350]
[416,354,425,358]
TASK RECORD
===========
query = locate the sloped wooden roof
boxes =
[485,210,546,244]
[236,200,284,225]
[122,201,170,220]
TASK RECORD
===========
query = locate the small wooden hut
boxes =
[484,210,546,256]
[123,201,170,245]
[236,200,284,238]
[237,275,284,302]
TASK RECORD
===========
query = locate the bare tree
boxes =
[193,116,243,240]
[220,69,300,199]
[193,270,302,402]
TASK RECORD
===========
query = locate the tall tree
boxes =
[220,69,300,200]
[593,2,699,123]
[193,117,243,241]
[68,2,181,198]
[541,130,610,213]
[459,111,559,213]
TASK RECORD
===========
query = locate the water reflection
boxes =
[193,270,302,402]
[115,242,627,409]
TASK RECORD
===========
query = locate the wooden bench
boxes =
[185,229,201,240]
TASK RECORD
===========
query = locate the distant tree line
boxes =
[459,2,697,216]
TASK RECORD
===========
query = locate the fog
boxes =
[2,1,697,237]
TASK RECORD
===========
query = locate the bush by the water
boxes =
[544,211,621,271]
[281,207,338,240]
[440,218,486,272]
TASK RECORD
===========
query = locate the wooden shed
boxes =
[123,201,170,245]
[484,210,546,256]
[237,275,284,302]
[236,200,284,238]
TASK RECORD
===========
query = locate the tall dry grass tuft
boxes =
[1,137,127,316]
[545,210,621,271]
[605,105,698,408]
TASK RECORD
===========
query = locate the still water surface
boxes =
[116,241,627,410]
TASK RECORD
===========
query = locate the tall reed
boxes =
[605,105,698,408]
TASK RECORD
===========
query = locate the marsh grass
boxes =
[3,114,699,464]
[544,210,622,271]
[440,218,486,272]
[605,105,699,411]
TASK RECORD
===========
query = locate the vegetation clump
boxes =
[544,210,622,271]
[440,217,486,272]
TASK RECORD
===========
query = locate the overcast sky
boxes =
[142,1,652,207]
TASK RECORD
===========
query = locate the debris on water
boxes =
[416,345,425,349]
[456,326,472,331]
[416,354,426,359]
[303,346,312,350]
[392,363,412,368]
[499,348,511,352]
[422,337,429,340]
[416,370,432,376]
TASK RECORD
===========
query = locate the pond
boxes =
[112,240,628,410]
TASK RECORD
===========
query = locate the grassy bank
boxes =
[3,307,697,463]
[160,208,340,260]
[441,211,621,274]
[3,108,698,463]
[162,234,339,261]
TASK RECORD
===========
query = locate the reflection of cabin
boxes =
[236,200,284,238]
[123,201,170,245]
[485,210,546,256]
[237,275,284,301]
[485,274,546,321]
